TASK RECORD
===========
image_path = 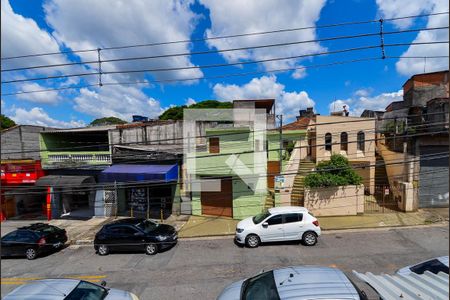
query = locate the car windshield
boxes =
[252,211,271,224]
[241,271,280,300]
[410,259,449,274]
[64,281,108,300]
[136,220,159,233]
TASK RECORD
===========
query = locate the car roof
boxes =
[268,206,309,214]
[3,279,80,300]
[272,266,359,300]
[17,223,54,231]
[107,218,145,226]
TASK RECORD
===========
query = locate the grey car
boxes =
[217,266,367,300]
[3,279,139,300]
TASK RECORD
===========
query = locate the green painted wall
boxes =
[191,128,306,219]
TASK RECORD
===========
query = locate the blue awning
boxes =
[99,164,178,183]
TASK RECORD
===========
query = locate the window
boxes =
[340,132,348,151]
[65,280,108,300]
[2,232,17,241]
[325,133,332,151]
[357,131,365,151]
[242,271,280,300]
[266,214,282,225]
[410,259,449,275]
[253,211,271,224]
[283,213,303,223]
[209,137,220,153]
[118,226,139,235]
[16,231,37,243]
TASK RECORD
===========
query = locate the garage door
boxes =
[419,146,449,208]
[201,178,233,217]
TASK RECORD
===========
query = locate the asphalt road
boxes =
[1,225,448,299]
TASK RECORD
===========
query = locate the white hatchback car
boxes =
[235,206,321,248]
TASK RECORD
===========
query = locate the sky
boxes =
[1,0,448,128]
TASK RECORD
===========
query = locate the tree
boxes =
[159,100,232,120]
[0,114,16,130]
[90,117,127,126]
[304,154,362,188]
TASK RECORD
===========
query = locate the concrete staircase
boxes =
[375,154,389,187]
[264,189,275,209]
[290,160,315,206]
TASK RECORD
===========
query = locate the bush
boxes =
[304,154,362,188]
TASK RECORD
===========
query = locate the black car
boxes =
[94,218,177,256]
[1,223,68,260]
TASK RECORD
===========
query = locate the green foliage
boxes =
[0,114,16,130]
[304,154,362,188]
[90,117,127,126]
[158,100,232,120]
[382,120,416,134]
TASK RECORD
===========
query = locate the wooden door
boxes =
[201,178,232,217]
[267,161,280,189]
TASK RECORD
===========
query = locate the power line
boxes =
[1,112,446,155]
[3,26,447,73]
[1,11,447,61]
[1,151,447,194]
[2,40,448,84]
[2,55,448,97]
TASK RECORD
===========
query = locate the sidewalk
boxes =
[2,209,446,243]
[178,208,449,238]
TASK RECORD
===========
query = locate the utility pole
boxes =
[277,114,283,174]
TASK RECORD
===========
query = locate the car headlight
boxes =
[155,235,168,241]
[236,228,244,233]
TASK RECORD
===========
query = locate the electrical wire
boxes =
[3,26,447,73]
[3,40,449,84]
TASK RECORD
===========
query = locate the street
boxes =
[1,225,449,299]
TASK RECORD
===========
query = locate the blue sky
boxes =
[1,0,448,127]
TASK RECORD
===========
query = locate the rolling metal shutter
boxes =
[419,146,449,208]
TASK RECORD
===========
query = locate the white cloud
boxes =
[200,0,326,74]
[1,0,63,69]
[73,84,163,121]
[14,83,60,104]
[213,75,315,120]
[376,0,449,76]
[44,0,203,83]
[9,107,85,128]
[291,68,307,79]
[329,89,403,116]
[185,97,197,106]
[354,88,373,97]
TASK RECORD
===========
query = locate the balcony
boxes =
[42,151,111,169]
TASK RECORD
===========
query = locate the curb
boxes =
[69,222,448,244]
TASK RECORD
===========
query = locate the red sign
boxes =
[1,161,45,185]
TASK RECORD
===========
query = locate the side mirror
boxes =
[100,280,107,287]
[262,222,269,227]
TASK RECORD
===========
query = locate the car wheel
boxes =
[145,243,158,255]
[25,248,37,260]
[302,231,317,246]
[97,244,109,256]
[245,234,260,248]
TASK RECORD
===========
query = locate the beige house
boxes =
[303,115,376,195]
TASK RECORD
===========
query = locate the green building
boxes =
[190,125,306,219]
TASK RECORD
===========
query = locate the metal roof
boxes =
[353,270,449,300]
[43,125,117,133]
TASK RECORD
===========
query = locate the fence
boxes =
[364,185,399,213]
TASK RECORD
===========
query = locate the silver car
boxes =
[217,266,367,300]
[3,279,139,300]
[397,256,449,275]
